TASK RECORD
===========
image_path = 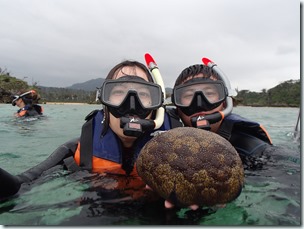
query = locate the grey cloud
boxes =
[0,0,300,92]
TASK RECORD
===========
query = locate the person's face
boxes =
[109,66,153,147]
[177,74,225,132]
[15,98,25,108]
[179,84,221,106]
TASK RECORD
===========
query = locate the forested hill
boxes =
[0,72,300,107]
[234,79,300,107]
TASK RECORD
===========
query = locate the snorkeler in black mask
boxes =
[99,75,164,137]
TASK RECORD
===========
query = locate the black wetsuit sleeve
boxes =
[17,138,79,182]
[229,130,270,157]
[33,104,43,114]
[0,138,79,199]
[25,107,39,116]
[0,168,22,199]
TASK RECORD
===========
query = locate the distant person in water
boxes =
[12,89,43,117]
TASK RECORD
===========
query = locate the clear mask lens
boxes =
[100,79,163,110]
[173,81,226,107]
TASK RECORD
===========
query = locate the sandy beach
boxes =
[45,102,91,105]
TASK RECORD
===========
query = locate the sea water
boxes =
[0,104,301,226]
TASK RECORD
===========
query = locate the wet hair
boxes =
[18,89,40,105]
[174,64,221,87]
[105,60,153,81]
[101,60,154,136]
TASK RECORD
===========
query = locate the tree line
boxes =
[0,71,300,107]
[235,79,300,107]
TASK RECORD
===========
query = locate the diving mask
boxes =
[99,76,163,119]
[11,95,20,106]
[11,90,36,106]
[172,78,227,116]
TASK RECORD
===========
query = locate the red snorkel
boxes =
[144,53,165,129]
[190,58,235,130]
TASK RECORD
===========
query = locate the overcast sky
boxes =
[0,0,301,92]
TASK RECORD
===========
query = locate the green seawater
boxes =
[0,104,301,226]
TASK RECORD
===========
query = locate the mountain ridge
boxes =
[67,78,105,91]
[67,78,173,95]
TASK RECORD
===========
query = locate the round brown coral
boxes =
[136,127,244,207]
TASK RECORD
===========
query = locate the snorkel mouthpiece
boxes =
[107,89,157,136]
[120,116,155,137]
[115,92,153,137]
[191,112,224,130]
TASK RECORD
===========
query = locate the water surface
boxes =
[0,104,300,225]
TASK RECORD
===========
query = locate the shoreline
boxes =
[0,102,299,108]
[44,102,92,105]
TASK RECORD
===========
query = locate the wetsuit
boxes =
[16,104,43,117]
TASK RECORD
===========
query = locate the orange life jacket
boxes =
[74,142,148,200]
[72,110,181,200]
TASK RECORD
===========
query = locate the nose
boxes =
[196,94,203,108]
[193,92,211,112]
[129,95,136,111]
